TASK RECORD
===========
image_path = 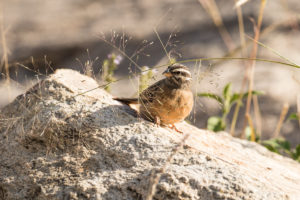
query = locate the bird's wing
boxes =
[139,79,165,103]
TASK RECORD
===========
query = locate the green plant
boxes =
[198,83,263,132]
[245,126,260,142]
[102,53,123,92]
[262,138,300,162]
[259,112,300,162]
[241,111,300,162]
[139,66,157,93]
[287,113,299,121]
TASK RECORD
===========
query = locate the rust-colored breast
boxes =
[140,86,194,125]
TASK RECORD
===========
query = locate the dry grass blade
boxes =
[0,13,10,83]
[235,0,251,8]
[180,57,300,68]
[245,113,255,141]
[230,78,247,137]
[233,26,299,137]
[212,16,300,68]
[198,0,235,51]
[97,35,142,71]
[253,95,262,137]
[153,28,172,62]
[230,0,248,136]
[273,103,289,138]
[243,0,267,137]
[245,34,298,66]
[74,56,300,98]
[234,0,247,57]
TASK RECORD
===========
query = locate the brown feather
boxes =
[113,97,139,105]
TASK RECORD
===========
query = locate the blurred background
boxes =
[1,0,300,146]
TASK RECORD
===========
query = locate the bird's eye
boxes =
[174,72,181,75]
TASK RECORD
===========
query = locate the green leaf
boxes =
[245,126,260,142]
[287,113,299,121]
[230,90,264,105]
[262,139,282,153]
[230,93,242,105]
[262,141,279,153]
[207,116,225,132]
[262,138,291,154]
[245,126,252,141]
[293,144,300,159]
[244,90,264,97]
[222,83,232,114]
[223,83,232,101]
[296,144,300,155]
[279,139,291,151]
[198,93,223,104]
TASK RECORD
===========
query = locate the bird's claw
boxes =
[169,124,183,134]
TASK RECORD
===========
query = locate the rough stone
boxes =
[0,69,299,200]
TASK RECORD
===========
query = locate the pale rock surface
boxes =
[0,69,300,200]
[2,0,300,146]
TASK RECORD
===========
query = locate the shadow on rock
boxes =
[87,104,139,129]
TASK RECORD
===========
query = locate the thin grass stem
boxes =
[253,95,262,137]
[230,0,248,136]
[153,28,171,62]
[273,103,289,138]
[0,13,9,84]
[73,57,300,98]
[243,0,267,137]
[245,113,255,141]
[98,35,142,71]
[198,0,235,51]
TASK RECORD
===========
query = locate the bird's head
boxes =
[163,63,192,87]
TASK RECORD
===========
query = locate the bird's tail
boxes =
[113,97,139,105]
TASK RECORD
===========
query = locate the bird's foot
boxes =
[154,116,161,127]
[168,124,183,134]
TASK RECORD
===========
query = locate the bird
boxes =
[114,63,194,133]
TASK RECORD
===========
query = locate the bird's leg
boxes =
[154,116,161,127]
[169,124,183,134]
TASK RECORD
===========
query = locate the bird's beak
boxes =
[162,68,172,77]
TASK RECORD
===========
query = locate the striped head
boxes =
[163,63,192,88]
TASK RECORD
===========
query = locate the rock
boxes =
[2,0,300,147]
[0,69,300,200]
